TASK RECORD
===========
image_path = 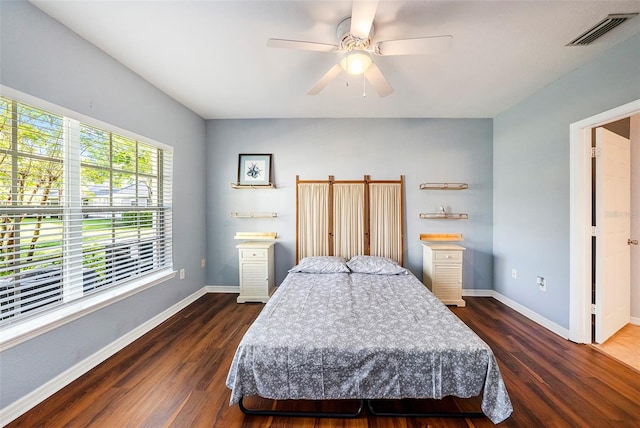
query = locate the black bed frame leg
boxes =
[365,399,485,419]
[238,396,364,418]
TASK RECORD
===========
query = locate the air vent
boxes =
[567,13,638,46]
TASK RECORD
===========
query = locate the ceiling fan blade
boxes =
[375,35,453,56]
[350,0,378,39]
[364,63,393,97]
[308,64,343,95]
[267,38,338,52]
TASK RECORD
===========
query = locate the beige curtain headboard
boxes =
[369,182,403,263]
[296,175,404,265]
[296,182,329,260]
[333,183,365,260]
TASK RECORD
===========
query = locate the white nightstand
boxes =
[236,241,275,303]
[422,243,466,307]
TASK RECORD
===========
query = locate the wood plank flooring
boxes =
[7,294,640,427]
[594,323,640,372]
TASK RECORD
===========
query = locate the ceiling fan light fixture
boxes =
[340,52,372,75]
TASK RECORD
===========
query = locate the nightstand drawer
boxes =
[240,249,267,259]
[434,251,462,263]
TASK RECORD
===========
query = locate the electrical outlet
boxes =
[179,268,185,280]
[511,269,517,279]
[201,258,206,268]
[537,276,546,291]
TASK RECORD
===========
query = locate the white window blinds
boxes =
[0,96,173,325]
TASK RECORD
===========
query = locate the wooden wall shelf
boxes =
[231,183,275,189]
[420,213,469,220]
[419,183,468,190]
[420,233,464,242]
[230,212,278,218]
[234,232,277,240]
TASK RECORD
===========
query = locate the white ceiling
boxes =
[30,1,640,119]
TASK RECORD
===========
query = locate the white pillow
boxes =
[347,255,408,275]
[289,256,350,274]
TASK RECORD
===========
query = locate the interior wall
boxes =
[0,1,207,410]
[603,117,631,138]
[493,33,640,329]
[206,118,493,289]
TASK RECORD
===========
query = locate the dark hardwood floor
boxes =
[7,294,640,427]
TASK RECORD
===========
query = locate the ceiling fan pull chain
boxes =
[363,73,366,97]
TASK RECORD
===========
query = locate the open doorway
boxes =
[569,99,640,348]
[589,117,640,371]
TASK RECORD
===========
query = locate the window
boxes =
[0,96,173,327]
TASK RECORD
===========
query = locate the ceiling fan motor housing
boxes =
[337,17,374,52]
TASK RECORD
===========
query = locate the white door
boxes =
[595,127,631,343]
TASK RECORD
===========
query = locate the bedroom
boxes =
[1,0,639,426]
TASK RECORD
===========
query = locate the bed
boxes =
[226,256,513,424]
[226,176,512,424]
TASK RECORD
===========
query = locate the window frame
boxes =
[0,86,175,351]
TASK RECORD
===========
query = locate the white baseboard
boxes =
[205,285,239,294]
[631,317,640,326]
[462,289,569,339]
[462,288,493,297]
[0,288,207,426]
[491,291,570,339]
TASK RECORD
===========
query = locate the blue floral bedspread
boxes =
[226,272,513,424]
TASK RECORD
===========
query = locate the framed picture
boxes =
[237,154,272,186]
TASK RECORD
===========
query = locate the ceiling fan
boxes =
[267,1,453,97]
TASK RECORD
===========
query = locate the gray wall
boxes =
[206,118,494,289]
[0,1,207,409]
[493,33,640,328]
